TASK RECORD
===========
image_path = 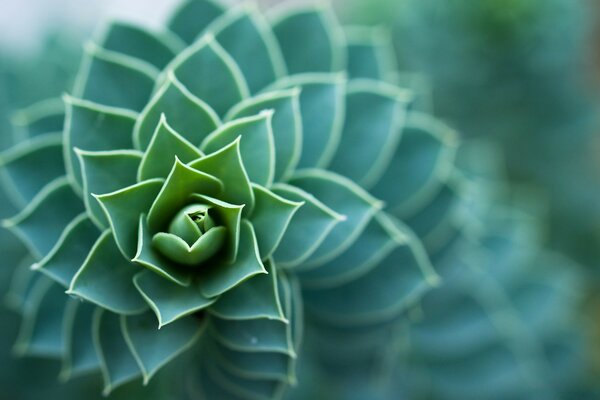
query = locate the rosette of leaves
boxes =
[0,1,445,398]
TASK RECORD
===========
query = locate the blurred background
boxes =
[2,0,600,398]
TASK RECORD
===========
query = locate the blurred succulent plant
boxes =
[0,0,458,398]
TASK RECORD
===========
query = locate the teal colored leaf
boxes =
[133,72,220,150]
[151,226,226,266]
[288,170,382,269]
[401,183,457,240]
[249,184,302,259]
[133,271,216,327]
[167,0,225,44]
[34,213,100,288]
[4,255,38,313]
[64,96,137,191]
[73,43,158,111]
[328,81,411,187]
[121,311,204,383]
[270,183,344,268]
[371,112,457,213]
[198,220,267,298]
[93,309,142,395]
[138,115,203,180]
[77,149,142,228]
[133,215,194,287]
[209,5,285,93]
[202,111,275,186]
[95,179,164,259]
[226,88,301,181]
[270,73,345,169]
[272,5,346,74]
[68,230,148,315]
[0,134,64,206]
[10,98,64,139]
[100,21,180,69]
[14,279,68,357]
[209,259,285,321]
[3,177,84,258]
[61,301,101,380]
[189,138,254,214]
[147,158,222,233]
[345,27,397,81]
[168,34,249,116]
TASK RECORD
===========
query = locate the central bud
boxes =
[152,203,226,266]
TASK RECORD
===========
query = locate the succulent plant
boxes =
[0,1,455,398]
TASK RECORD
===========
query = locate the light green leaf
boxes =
[189,138,254,214]
[269,73,345,169]
[73,43,158,111]
[249,184,302,259]
[328,81,411,187]
[3,177,84,258]
[288,170,383,269]
[209,258,285,321]
[133,270,216,327]
[138,114,203,180]
[0,134,64,207]
[77,149,142,228]
[198,220,267,298]
[60,301,101,380]
[64,96,137,191]
[226,88,301,181]
[167,0,225,44]
[209,5,285,93]
[168,34,249,116]
[270,183,344,269]
[100,21,180,69]
[202,112,275,186]
[152,226,226,266]
[345,26,397,81]
[147,158,222,233]
[93,308,142,395]
[68,230,148,315]
[133,72,221,150]
[95,179,164,259]
[34,213,100,288]
[121,311,204,384]
[271,5,346,74]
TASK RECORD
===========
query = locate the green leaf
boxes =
[64,96,137,191]
[401,183,457,240]
[209,5,285,93]
[226,88,301,181]
[61,301,101,380]
[10,98,65,139]
[147,158,222,233]
[0,135,64,206]
[121,311,204,384]
[77,149,142,228]
[189,138,254,214]
[288,170,383,269]
[68,230,148,315]
[202,112,275,186]
[138,115,203,180]
[133,72,221,150]
[95,179,164,259]
[168,34,249,116]
[152,226,226,266]
[270,183,344,269]
[328,81,411,187]
[133,271,216,327]
[14,279,68,357]
[249,184,302,259]
[167,0,225,44]
[93,309,142,395]
[34,213,100,288]
[272,5,346,74]
[198,220,267,298]
[209,259,285,321]
[73,43,158,111]
[3,177,84,258]
[100,21,180,69]
[4,255,38,313]
[345,27,397,81]
[270,73,345,169]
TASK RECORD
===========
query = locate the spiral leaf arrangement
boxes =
[0,0,454,398]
